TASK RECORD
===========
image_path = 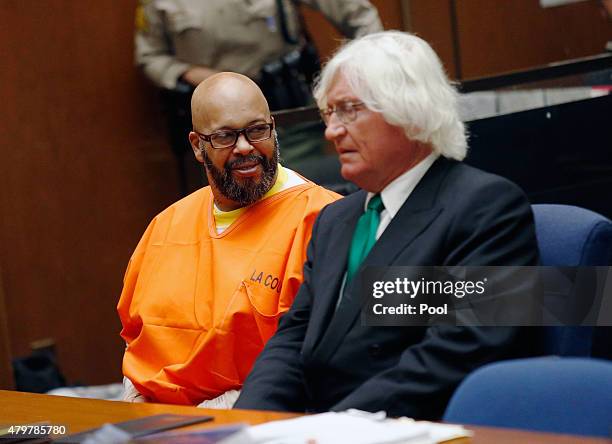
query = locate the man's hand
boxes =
[122,376,147,403]
[198,389,241,409]
[181,66,219,87]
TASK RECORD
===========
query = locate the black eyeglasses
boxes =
[319,101,365,125]
[195,121,274,149]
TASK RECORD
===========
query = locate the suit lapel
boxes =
[302,193,364,355]
[312,158,451,363]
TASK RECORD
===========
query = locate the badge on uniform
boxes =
[266,15,277,32]
[135,0,149,33]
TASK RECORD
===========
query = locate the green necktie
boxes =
[346,194,385,283]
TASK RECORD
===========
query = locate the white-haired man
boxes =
[235,31,540,419]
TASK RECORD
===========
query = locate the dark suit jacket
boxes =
[235,158,540,419]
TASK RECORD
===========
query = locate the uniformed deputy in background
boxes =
[135,0,383,194]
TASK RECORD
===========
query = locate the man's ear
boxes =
[188,132,205,163]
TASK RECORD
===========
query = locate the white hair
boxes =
[313,31,467,160]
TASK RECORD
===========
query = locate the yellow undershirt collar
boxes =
[213,165,289,232]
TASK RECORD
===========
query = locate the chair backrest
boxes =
[443,357,612,437]
[531,204,612,358]
[532,204,612,266]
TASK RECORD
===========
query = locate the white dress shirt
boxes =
[336,152,439,308]
[366,152,439,239]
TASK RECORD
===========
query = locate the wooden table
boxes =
[1,390,608,443]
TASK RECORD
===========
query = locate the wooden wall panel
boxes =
[0,1,181,385]
[455,0,612,79]
[405,0,458,78]
[302,0,405,62]
[0,268,14,389]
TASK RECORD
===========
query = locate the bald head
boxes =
[187,72,279,211]
[191,72,270,132]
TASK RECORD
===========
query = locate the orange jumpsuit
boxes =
[118,182,339,404]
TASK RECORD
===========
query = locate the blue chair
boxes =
[531,204,612,357]
[533,204,612,267]
[443,357,612,437]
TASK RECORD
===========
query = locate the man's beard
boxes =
[203,138,280,207]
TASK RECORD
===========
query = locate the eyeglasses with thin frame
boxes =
[194,121,274,149]
[319,101,365,125]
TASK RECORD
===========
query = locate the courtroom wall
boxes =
[409,0,612,79]
[0,1,180,386]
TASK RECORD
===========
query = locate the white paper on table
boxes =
[402,420,474,443]
[246,410,472,444]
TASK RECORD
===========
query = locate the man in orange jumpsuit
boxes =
[117,72,339,407]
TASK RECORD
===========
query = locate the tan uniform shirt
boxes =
[135,0,383,89]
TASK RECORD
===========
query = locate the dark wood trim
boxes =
[460,53,612,92]
[0,267,14,389]
[449,0,463,79]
